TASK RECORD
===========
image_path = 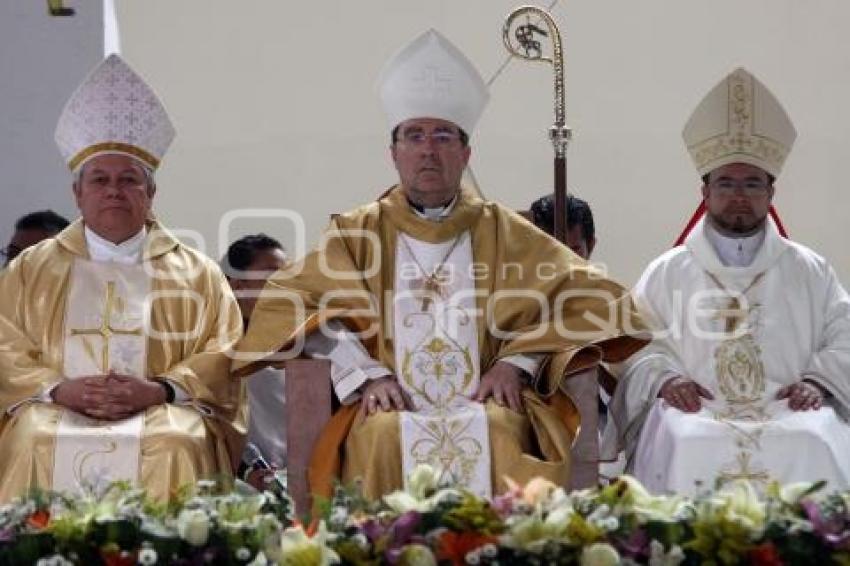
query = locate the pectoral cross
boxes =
[416,275,441,312]
[400,233,462,312]
[707,272,764,335]
[414,268,451,312]
[69,281,142,373]
[714,297,749,334]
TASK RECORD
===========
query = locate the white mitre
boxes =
[55,53,175,172]
[378,29,489,134]
[682,67,796,178]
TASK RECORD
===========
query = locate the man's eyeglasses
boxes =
[400,130,462,147]
[710,179,771,197]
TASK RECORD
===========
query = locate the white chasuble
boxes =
[618,218,850,495]
[54,259,150,494]
[394,232,492,498]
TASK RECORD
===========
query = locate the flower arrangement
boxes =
[2,467,850,565]
[0,479,293,565]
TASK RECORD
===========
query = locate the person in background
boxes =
[223,234,288,490]
[528,193,596,260]
[2,209,70,266]
[529,192,618,437]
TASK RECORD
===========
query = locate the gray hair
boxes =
[73,157,156,192]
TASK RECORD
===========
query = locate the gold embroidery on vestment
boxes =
[69,280,143,374]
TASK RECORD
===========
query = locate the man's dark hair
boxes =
[14,210,70,235]
[391,124,470,147]
[224,233,284,275]
[529,194,595,243]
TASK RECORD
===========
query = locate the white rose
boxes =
[407,464,440,499]
[384,491,432,514]
[278,521,340,566]
[580,543,621,566]
[138,547,158,566]
[177,508,211,547]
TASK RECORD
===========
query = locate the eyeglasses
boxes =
[709,179,771,197]
[399,130,462,147]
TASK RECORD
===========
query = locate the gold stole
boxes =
[394,231,492,497]
[708,271,767,414]
[707,271,771,485]
[54,260,149,494]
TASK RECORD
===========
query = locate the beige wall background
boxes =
[10,1,849,287]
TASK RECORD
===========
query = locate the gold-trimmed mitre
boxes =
[378,29,489,134]
[55,54,175,172]
[682,67,796,178]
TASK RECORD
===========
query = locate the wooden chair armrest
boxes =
[284,359,602,511]
[561,366,600,490]
[285,358,332,515]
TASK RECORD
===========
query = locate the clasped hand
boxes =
[52,372,167,421]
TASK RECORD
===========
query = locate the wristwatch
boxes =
[154,379,176,403]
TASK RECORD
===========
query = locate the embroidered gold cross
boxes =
[717,452,771,485]
[69,281,142,373]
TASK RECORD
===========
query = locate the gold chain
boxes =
[704,271,765,333]
[399,234,463,311]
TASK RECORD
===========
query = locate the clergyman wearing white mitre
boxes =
[0,54,245,502]
[609,67,850,495]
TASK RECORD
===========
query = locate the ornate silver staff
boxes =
[502,5,570,243]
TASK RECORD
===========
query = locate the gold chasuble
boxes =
[0,220,245,502]
[234,187,648,499]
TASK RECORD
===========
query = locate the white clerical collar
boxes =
[704,221,766,268]
[84,225,146,264]
[411,195,458,222]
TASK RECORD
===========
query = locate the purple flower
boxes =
[800,506,841,536]
[390,511,421,545]
[616,528,650,558]
[801,500,849,548]
[386,546,404,564]
[361,518,387,542]
[801,500,825,531]
[491,494,514,517]
[824,531,850,550]
[384,511,422,563]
